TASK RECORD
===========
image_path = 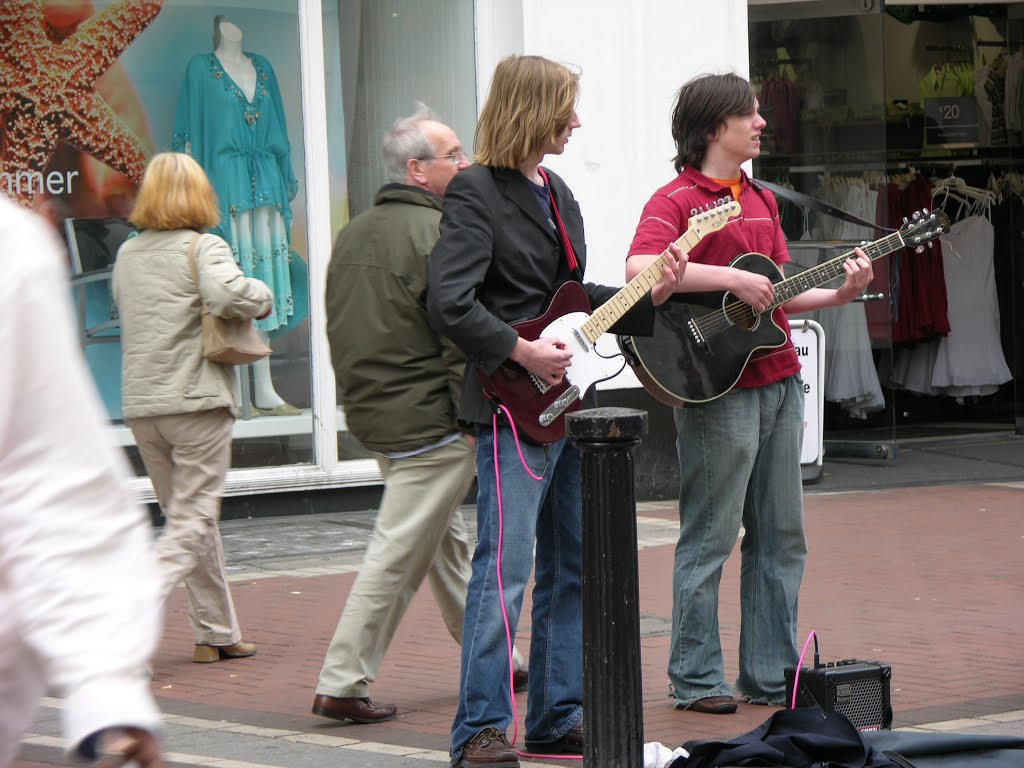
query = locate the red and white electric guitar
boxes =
[479,200,741,444]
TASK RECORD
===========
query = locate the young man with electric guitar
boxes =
[624,73,873,716]
[428,55,683,768]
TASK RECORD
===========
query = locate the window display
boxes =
[748,1,1022,442]
[0,1,315,473]
[173,15,307,415]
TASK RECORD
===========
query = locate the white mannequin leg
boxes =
[251,334,285,410]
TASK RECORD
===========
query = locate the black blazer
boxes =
[427,164,655,425]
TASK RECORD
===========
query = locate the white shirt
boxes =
[0,197,162,765]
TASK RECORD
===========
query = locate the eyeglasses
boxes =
[424,150,468,165]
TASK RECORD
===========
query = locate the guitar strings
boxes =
[690,231,906,337]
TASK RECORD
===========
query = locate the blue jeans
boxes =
[668,375,807,707]
[450,424,583,762]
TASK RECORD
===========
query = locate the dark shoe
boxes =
[524,720,583,754]
[512,667,528,693]
[685,695,738,714]
[459,727,518,767]
[311,694,397,724]
[193,641,257,663]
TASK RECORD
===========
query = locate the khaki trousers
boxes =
[316,437,480,698]
[128,408,241,646]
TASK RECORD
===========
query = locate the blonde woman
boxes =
[113,152,272,664]
[427,56,682,767]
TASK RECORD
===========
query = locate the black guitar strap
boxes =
[750,177,896,233]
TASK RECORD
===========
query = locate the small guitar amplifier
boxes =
[784,660,892,731]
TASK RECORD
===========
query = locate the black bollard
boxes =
[566,406,646,768]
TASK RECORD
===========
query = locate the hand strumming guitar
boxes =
[510,336,572,385]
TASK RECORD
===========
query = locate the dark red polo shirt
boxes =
[628,166,801,389]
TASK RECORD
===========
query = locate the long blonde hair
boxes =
[129,152,220,231]
[474,55,580,168]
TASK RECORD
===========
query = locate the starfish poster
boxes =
[0,0,310,252]
[0,0,163,212]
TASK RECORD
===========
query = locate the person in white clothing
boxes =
[0,195,164,767]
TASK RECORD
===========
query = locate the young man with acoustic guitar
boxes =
[625,72,872,715]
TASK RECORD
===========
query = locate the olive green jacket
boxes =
[325,185,465,453]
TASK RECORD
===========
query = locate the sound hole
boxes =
[724,299,759,331]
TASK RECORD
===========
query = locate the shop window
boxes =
[1,2,314,471]
[748,0,1022,444]
[321,0,477,461]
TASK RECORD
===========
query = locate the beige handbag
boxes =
[185,234,272,365]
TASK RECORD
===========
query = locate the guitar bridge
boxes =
[540,385,580,426]
[687,318,708,351]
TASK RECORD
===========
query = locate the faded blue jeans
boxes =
[668,375,807,707]
[450,423,583,763]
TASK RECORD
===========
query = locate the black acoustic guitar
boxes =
[618,209,950,407]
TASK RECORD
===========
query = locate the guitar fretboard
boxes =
[770,231,906,308]
[581,226,705,343]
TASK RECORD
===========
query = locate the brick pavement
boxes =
[139,481,1024,758]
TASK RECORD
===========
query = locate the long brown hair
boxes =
[474,55,579,168]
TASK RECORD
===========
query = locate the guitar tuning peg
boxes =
[911,211,921,220]
[922,207,930,214]
[915,245,925,254]
[903,216,909,224]
[690,208,698,216]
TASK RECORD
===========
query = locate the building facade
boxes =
[3,0,1020,504]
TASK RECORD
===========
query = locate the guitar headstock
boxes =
[688,198,741,239]
[899,209,951,250]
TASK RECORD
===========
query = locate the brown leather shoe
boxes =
[193,641,257,663]
[524,720,583,754]
[685,695,738,714]
[512,668,528,693]
[311,693,397,724]
[459,727,518,767]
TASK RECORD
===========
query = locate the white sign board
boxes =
[790,322,823,466]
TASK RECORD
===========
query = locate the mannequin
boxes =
[173,16,306,416]
[213,20,256,101]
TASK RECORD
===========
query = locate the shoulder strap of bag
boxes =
[750,177,894,233]
[184,233,211,315]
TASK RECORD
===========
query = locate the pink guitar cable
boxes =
[491,404,583,762]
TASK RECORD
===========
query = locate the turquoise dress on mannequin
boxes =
[173,52,305,335]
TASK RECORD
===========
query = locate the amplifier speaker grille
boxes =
[785,661,892,731]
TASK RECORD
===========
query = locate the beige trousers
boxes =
[316,437,490,698]
[128,408,241,646]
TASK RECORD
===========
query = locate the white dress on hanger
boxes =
[815,183,885,418]
[930,214,1011,396]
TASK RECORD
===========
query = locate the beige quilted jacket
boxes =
[112,229,273,418]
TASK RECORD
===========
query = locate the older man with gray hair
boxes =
[313,105,524,723]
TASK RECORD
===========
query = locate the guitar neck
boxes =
[581,226,704,343]
[770,230,906,308]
